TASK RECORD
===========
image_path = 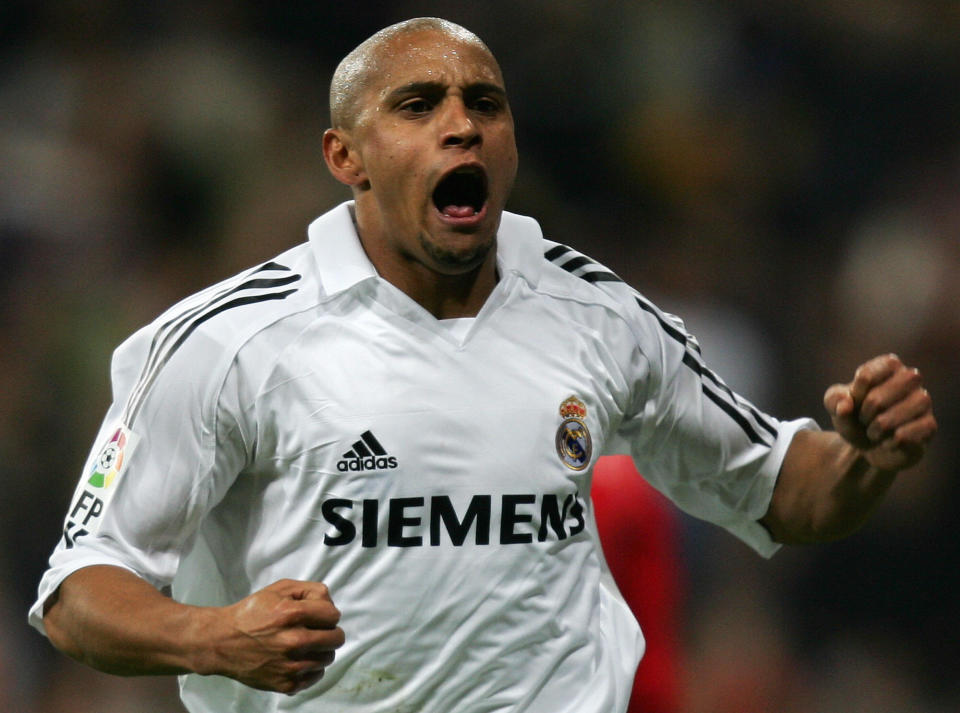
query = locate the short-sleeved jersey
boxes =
[30,202,815,713]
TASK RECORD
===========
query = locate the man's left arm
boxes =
[761,354,937,544]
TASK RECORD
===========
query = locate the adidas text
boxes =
[337,455,399,472]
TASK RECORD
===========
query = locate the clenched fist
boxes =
[203,579,346,695]
[824,353,937,473]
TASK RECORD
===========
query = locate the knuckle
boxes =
[861,394,881,416]
[274,600,301,625]
[278,628,309,653]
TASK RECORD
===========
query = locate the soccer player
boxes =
[29,17,936,713]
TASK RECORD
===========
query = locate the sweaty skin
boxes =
[323,26,518,319]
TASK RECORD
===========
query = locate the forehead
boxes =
[369,30,504,97]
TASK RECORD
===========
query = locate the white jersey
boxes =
[30,202,814,713]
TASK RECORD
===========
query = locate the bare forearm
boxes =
[763,354,936,545]
[43,565,214,677]
[42,565,345,694]
[761,430,897,544]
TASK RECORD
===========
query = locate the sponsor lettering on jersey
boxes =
[317,491,587,548]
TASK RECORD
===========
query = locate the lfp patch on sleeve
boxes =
[62,424,140,548]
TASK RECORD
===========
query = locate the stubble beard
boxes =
[418,229,495,274]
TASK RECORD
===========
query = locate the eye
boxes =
[400,98,432,115]
[471,97,501,114]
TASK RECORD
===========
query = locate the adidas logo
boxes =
[337,430,399,472]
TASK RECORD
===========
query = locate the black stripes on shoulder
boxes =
[253,261,292,274]
[544,244,624,283]
[122,261,301,427]
[545,244,778,446]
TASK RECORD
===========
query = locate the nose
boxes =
[439,98,480,149]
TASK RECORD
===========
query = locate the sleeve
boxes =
[607,298,818,558]
[27,322,251,635]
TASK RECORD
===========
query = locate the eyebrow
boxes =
[385,80,508,103]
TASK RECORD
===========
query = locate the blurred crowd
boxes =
[2,1,958,711]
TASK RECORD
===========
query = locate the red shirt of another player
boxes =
[592,455,684,713]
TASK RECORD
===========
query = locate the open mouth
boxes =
[432,166,488,219]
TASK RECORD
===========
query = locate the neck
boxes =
[395,261,497,319]
[351,204,499,319]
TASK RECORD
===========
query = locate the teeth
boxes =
[433,167,486,214]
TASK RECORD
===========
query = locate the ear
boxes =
[322,128,368,188]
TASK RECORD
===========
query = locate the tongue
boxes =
[441,204,477,218]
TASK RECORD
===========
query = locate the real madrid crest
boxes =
[555,395,592,471]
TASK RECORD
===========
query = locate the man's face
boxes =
[348,30,518,275]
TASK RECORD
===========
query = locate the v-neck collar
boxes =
[307,201,546,300]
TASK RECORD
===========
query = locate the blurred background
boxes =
[2,1,958,711]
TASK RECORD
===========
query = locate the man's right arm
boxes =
[43,565,345,695]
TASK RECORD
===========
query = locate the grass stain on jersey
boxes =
[335,667,401,701]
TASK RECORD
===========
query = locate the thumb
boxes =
[824,383,872,450]
[824,383,855,421]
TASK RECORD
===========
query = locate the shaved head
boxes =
[329,18,498,129]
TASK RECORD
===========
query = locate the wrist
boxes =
[831,437,898,515]
[180,604,230,677]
